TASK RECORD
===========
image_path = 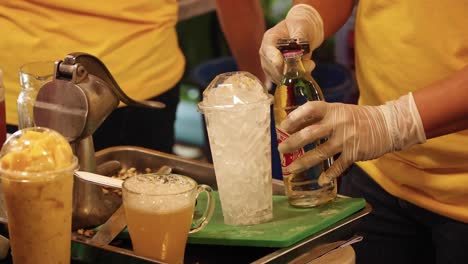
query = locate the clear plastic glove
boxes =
[278,93,427,185]
[260,4,324,84]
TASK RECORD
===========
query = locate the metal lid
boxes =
[276,38,310,54]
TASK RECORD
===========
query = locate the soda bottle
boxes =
[273,38,336,207]
[0,69,6,146]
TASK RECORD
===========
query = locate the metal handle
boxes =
[59,52,165,109]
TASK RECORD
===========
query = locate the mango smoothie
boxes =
[0,127,77,264]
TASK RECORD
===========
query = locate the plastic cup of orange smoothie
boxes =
[0,127,77,264]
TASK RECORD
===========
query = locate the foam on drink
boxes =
[123,174,195,213]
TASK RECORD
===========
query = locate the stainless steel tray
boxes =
[70,146,371,264]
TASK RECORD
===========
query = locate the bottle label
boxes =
[276,127,304,176]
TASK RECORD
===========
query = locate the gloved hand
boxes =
[260,4,324,84]
[278,93,427,185]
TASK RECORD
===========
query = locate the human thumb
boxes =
[302,57,316,76]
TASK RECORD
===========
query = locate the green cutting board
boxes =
[187,192,366,248]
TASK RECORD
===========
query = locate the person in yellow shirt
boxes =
[260,1,468,263]
[0,0,265,153]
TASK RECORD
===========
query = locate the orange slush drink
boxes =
[0,128,77,264]
[125,201,195,263]
[123,174,198,264]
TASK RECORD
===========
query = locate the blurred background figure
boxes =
[0,1,185,153]
[0,0,266,155]
[0,0,357,160]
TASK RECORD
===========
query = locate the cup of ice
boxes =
[198,71,273,226]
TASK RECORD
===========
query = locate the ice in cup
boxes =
[122,173,214,264]
[198,72,274,226]
[0,127,77,264]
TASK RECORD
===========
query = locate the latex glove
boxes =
[0,234,9,260]
[260,4,324,84]
[278,93,427,185]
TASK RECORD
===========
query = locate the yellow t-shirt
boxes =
[0,0,185,125]
[355,0,468,222]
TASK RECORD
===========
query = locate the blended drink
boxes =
[123,174,213,264]
[0,127,77,264]
[199,72,273,226]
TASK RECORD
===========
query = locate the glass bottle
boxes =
[273,39,336,207]
[0,69,6,146]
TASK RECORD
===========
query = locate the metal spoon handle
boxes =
[75,171,123,189]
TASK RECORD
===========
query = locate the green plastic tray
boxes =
[187,192,366,248]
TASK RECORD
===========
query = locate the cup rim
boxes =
[122,173,197,196]
[19,60,56,78]
[0,156,79,181]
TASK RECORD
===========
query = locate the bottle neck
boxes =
[283,54,306,77]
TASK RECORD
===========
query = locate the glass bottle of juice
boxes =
[0,70,6,146]
[273,38,337,207]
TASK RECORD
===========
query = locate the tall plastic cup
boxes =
[198,71,273,226]
[0,127,77,264]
